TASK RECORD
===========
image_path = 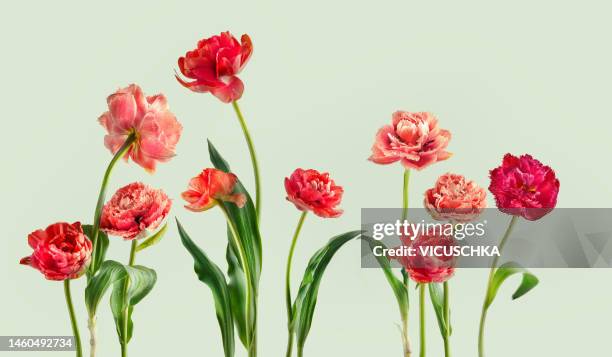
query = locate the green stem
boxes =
[419,284,426,357]
[232,101,261,220]
[219,203,256,357]
[401,168,412,356]
[443,282,450,357]
[402,169,410,220]
[478,215,519,357]
[120,240,138,357]
[89,133,136,278]
[64,280,83,357]
[285,211,308,357]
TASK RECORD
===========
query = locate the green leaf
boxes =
[136,222,168,252]
[208,139,262,347]
[110,264,157,344]
[177,219,235,357]
[428,283,451,338]
[85,260,124,316]
[485,262,539,309]
[293,230,362,354]
[361,237,409,319]
[84,260,156,344]
[83,225,109,277]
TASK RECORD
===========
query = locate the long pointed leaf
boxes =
[136,223,168,252]
[177,219,235,357]
[208,139,262,347]
[485,261,539,309]
[361,237,409,318]
[429,283,451,337]
[293,230,362,354]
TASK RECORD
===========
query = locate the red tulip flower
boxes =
[489,154,560,220]
[176,31,253,103]
[182,168,247,212]
[20,222,92,280]
[285,168,344,218]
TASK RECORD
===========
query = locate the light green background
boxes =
[1,1,611,356]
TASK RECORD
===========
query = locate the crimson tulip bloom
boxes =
[489,154,560,220]
[176,32,253,103]
[182,168,246,212]
[20,222,92,281]
[285,168,344,218]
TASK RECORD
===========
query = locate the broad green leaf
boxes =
[361,237,409,319]
[177,219,235,357]
[85,260,125,316]
[293,230,362,355]
[136,223,168,252]
[84,260,156,344]
[83,225,109,277]
[429,283,451,337]
[485,262,539,309]
[208,139,262,347]
[110,263,157,344]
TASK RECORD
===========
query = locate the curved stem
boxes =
[478,215,519,357]
[232,101,261,220]
[64,280,83,357]
[89,133,136,278]
[443,282,450,357]
[284,211,308,357]
[219,203,256,356]
[419,284,426,357]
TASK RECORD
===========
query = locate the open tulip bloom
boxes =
[20,31,564,357]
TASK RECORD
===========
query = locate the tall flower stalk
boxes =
[424,173,487,357]
[477,216,517,356]
[283,168,344,356]
[285,211,307,357]
[419,283,426,357]
[64,280,83,357]
[88,134,135,278]
[232,101,261,216]
[400,169,412,357]
[478,153,559,356]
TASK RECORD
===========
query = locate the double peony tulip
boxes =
[369,111,452,170]
[424,173,487,223]
[176,32,253,103]
[20,222,92,281]
[284,168,344,218]
[100,182,172,240]
[489,153,560,220]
